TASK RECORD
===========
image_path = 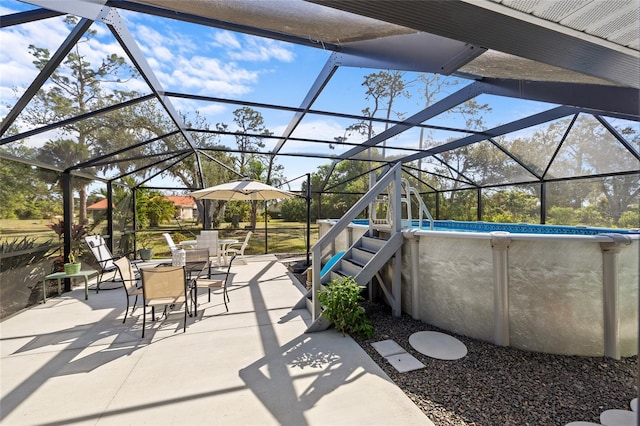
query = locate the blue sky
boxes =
[5,0,626,192]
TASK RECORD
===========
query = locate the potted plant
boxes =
[47,220,87,273]
[137,232,154,260]
[64,251,81,275]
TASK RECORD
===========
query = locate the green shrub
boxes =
[618,209,640,229]
[0,236,54,272]
[317,276,373,338]
[280,198,307,222]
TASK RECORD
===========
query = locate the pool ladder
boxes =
[372,179,434,230]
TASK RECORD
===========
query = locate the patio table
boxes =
[42,269,98,302]
[178,239,197,248]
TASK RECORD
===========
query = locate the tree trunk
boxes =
[79,184,87,225]
[250,200,258,230]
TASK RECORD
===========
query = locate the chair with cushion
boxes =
[114,256,142,324]
[224,231,252,263]
[192,254,235,314]
[140,265,189,338]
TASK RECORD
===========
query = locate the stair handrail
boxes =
[310,162,402,320]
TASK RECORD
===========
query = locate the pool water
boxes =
[351,219,637,235]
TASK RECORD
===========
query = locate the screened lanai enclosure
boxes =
[1,0,639,341]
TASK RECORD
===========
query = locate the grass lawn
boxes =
[0,219,60,243]
[147,220,318,258]
[1,218,318,260]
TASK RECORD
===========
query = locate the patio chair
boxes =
[196,230,219,265]
[114,256,142,324]
[192,254,235,314]
[184,248,211,279]
[162,233,178,253]
[224,231,252,263]
[84,235,140,292]
[140,265,189,338]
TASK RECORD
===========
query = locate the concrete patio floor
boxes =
[0,255,432,425]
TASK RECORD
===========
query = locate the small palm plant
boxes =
[317,276,373,338]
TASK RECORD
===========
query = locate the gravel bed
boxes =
[284,261,637,425]
[353,301,638,426]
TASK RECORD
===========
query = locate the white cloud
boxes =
[271,119,360,155]
[168,55,258,97]
[227,37,294,62]
[211,30,294,63]
[0,15,69,89]
[213,31,242,50]
[171,98,227,120]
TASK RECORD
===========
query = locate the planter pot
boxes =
[64,263,81,275]
[139,248,154,261]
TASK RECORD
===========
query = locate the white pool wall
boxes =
[317,220,639,357]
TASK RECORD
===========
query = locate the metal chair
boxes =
[192,255,235,314]
[140,266,189,338]
[84,235,140,292]
[114,256,142,324]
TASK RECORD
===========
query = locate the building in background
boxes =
[87,195,198,221]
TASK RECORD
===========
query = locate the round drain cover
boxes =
[409,331,467,360]
[565,423,601,426]
[600,409,636,426]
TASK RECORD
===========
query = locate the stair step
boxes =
[330,270,348,281]
[346,257,366,267]
[356,245,377,254]
[361,235,386,252]
[351,247,373,265]
[340,259,363,276]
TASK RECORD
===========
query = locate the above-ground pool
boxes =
[320,220,639,358]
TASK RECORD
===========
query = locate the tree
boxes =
[280,198,307,222]
[0,144,61,219]
[136,189,175,228]
[362,70,410,159]
[220,107,285,230]
[23,16,137,225]
[313,158,377,219]
[165,111,236,228]
[415,74,459,193]
[427,99,492,217]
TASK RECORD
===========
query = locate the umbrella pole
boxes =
[264,200,268,254]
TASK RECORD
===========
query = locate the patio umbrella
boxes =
[190,179,299,257]
[190,178,296,201]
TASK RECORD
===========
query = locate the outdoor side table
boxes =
[42,269,98,302]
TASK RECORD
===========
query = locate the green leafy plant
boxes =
[47,220,87,266]
[317,276,373,338]
[136,231,154,249]
[0,237,53,273]
[172,232,187,243]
